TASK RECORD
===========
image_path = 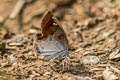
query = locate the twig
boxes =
[103,67,119,80]
[9,0,25,19]
[110,65,120,74]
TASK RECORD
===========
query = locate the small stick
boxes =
[103,67,119,80]
[9,0,25,19]
[110,65,120,74]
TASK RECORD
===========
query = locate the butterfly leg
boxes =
[66,56,70,65]
[47,53,61,66]
[62,56,70,70]
[47,54,62,71]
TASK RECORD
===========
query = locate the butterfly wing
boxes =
[33,11,69,60]
[41,11,68,48]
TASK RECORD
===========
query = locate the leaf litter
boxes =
[0,0,120,80]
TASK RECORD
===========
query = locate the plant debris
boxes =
[0,0,120,80]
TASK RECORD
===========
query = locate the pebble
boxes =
[81,56,99,64]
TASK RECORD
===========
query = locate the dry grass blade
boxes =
[9,0,25,19]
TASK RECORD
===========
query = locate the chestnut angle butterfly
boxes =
[33,11,69,64]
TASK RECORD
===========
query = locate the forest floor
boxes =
[0,0,120,80]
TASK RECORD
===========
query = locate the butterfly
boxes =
[33,11,69,64]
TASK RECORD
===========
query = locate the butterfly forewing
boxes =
[41,11,54,36]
